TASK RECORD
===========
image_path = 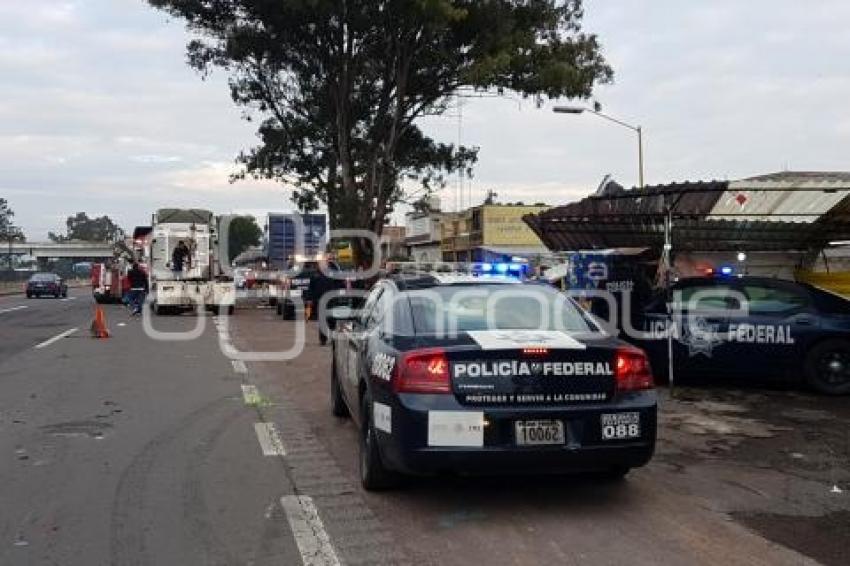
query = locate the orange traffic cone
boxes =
[91,305,110,339]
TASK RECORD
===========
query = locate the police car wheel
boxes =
[805,339,850,395]
[330,356,349,418]
[359,392,397,490]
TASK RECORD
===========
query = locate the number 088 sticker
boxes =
[601,412,641,440]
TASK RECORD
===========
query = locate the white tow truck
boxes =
[148,208,235,315]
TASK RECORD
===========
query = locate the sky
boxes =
[2,0,850,240]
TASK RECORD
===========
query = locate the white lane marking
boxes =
[280,495,342,566]
[60,297,77,302]
[231,360,247,373]
[34,327,79,350]
[241,384,261,405]
[0,305,28,314]
[254,422,286,456]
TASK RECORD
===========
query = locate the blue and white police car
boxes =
[634,276,850,395]
[329,272,657,490]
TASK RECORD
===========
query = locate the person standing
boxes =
[172,240,191,278]
[127,261,149,315]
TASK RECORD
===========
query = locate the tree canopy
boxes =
[148,0,612,234]
[227,215,263,260]
[0,198,25,242]
[49,212,125,243]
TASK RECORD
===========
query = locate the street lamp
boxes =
[553,105,645,189]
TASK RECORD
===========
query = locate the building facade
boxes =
[405,199,444,262]
[441,204,550,262]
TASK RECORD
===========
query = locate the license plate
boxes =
[515,419,564,446]
[601,412,641,440]
[288,289,302,298]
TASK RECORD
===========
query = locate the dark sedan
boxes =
[26,273,68,299]
[632,276,850,395]
[330,273,657,490]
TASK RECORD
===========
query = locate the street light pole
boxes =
[553,105,645,188]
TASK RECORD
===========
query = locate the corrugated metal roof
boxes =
[524,179,850,253]
[709,188,850,222]
[739,171,850,184]
[711,172,850,222]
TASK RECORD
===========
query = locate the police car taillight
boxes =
[614,348,654,392]
[393,349,451,394]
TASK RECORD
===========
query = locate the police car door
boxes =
[344,284,385,423]
[673,280,742,375]
[736,280,811,376]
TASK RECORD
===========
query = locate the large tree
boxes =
[227,215,263,260]
[149,0,612,235]
[49,212,124,243]
[0,198,25,242]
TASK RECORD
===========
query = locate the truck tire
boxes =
[359,391,398,491]
[805,339,850,395]
[330,355,349,418]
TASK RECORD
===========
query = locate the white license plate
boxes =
[288,289,302,298]
[515,420,564,446]
[601,412,641,440]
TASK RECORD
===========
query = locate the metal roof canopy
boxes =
[524,180,850,253]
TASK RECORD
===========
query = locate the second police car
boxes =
[633,275,850,395]
[329,272,657,490]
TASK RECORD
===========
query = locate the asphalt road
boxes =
[228,305,847,566]
[0,294,303,566]
[2,295,847,565]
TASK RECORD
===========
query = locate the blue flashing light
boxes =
[720,266,733,276]
[508,263,521,271]
[479,262,493,272]
[495,263,509,273]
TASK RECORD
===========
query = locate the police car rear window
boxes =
[408,284,597,334]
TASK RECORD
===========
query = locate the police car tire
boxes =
[805,339,850,395]
[330,357,349,418]
[359,392,397,491]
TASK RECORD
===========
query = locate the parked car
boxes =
[26,273,68,299]
[330,272,657,490]
[632,276,850,395]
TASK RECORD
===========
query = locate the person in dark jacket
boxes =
[309,264,345,345]
[172,240,191,277]
[127,261,149,315]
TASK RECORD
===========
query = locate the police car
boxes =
[329,272,657,490]
[634,276,850,395]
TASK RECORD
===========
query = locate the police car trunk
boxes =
[375,281,657,476]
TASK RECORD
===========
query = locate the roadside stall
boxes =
[524,174,850,388]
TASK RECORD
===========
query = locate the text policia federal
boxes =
[648,321,796,345]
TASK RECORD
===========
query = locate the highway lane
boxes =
[0,305,304,566]
[0,288,90,361]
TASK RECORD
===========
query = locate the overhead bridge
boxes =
[3,241,116,260]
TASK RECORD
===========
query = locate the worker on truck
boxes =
[127,261,149,315]
[172,240,191,278]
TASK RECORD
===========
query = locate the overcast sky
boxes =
[2,0,849,239]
